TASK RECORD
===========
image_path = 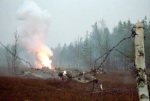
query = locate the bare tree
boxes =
[3,31,22,75]
[0,30,34,75]
[11,31,22,74]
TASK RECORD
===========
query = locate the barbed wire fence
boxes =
[0,41,55,77]
[0,33,138,97]
[0,29,135,76]
[0,24,147,99]
[90,23,150,101]
[90,27,137,94]
[0,42,33,68]
[95,35,134,70]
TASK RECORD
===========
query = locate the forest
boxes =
[52,16,150,71]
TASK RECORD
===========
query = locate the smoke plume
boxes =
[17,0,53,69]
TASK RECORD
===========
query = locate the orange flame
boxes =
[37,51,52,69]
[35,46,53,69]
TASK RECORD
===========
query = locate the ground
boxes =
[0,68,143,101]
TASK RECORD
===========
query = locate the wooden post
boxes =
[134,22,149,101]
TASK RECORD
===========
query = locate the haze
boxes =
[0,0,150,47]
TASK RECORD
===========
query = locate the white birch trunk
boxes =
[134,22,149,101]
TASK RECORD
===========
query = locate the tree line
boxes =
[52,17,150,70]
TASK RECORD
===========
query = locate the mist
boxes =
[0,0,150,71]
[0,1,150,100]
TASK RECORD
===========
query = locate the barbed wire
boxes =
[0,41,33,68]
[96,25,137,70]
[0,26,140,96]
[92,35,134,70]
[91,27,137,95]
[114,49,134,62]
[0,41,55,78]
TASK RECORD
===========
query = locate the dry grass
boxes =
[0,71,140,101]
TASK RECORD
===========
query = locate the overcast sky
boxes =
[0,0,150,48]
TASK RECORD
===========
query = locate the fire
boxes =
[37,46,53,69]
[17,1,54,70]
[37,51,52,69]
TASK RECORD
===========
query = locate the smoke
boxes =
[17,0,53,69]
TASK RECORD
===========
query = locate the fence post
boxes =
[134,22,149,101]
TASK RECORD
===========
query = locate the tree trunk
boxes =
[134,22,149,101]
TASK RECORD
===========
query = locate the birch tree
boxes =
[134,22,149,101]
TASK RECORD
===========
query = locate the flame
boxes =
[37,46,53,69]
[37,51,52,69]
[17,1,54,70]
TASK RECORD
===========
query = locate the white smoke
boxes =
[17,0,53,69]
